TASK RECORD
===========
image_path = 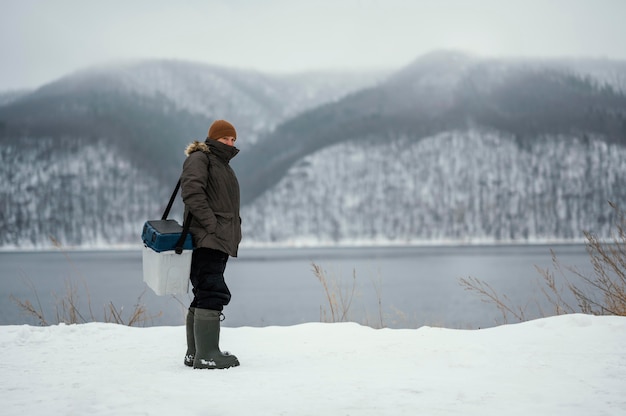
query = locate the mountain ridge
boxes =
[234,51,626,204]
[1,51,626,248]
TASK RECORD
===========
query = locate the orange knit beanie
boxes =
[207,120,237,140]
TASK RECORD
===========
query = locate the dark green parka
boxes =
[180,139,242,257]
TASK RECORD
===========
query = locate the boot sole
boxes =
[193,358,240,369]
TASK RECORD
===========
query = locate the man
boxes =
[180,119,241,369]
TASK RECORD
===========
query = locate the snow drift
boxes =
[1,314,624,415]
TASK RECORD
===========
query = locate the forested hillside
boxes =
[1,52,625,248]
[243,130,624,245]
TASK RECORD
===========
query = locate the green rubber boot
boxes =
[184,307,196,367]
[193,309,240,369]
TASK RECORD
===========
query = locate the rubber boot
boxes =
[193,308,240,369]
[183,307,196,367]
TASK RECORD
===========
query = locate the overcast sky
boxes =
[1,0,626,91]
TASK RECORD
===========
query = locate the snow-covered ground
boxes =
[1,314,624,415]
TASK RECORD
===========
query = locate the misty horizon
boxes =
[2,0,626,91]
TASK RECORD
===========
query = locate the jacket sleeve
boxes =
[180,152,216,233]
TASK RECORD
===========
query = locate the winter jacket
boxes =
[181,139,242,257]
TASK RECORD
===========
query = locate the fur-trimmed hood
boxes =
[184,139,239,161]
[184,140,210,156]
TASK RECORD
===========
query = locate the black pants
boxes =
[189,248,231,311]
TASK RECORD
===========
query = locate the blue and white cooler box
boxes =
[142,219,194,295]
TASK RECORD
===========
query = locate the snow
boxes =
[1,314,624,415]
[243,130,626,246]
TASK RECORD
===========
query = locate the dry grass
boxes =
[458,276,529,324]
[9,277,49,325]
[312,262,389,328]
[10,237,161,326]
[312,262,358,323]
[461,201,626,324]
[11,276,161,326]
[104,290,157,326]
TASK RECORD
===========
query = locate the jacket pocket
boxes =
[213,212,234,243]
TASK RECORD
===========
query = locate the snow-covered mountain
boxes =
[0,59,384,249]
[243,130,625,245]
[233,51,626,205]
[20,59,386,148]
[1,52,625,249]
[0,89,30,107]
